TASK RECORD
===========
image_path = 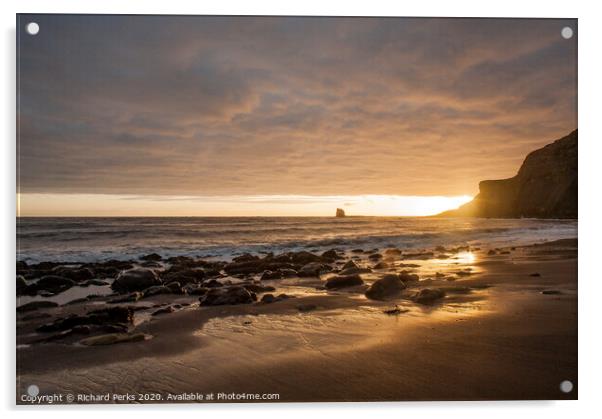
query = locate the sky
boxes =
[17,15,577,216]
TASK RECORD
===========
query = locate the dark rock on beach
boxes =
[290,251,323,265]
[365,274,407,300]
[261,270,282,280]
[143,285,173,298]
[141,253,162,261]
[260,293,293,304]
[16,275,28,295]
[413,288,446,305]
[342,260,359,270]
[199,286,257,306]
[17,260,28,273]
[321,249,342,261]
[224,260,263,275]
[31,275,76,294]
[340,266,371,276]
[37,306,134,333]
[372,261,389,269]
[81,260,134,279]
[399,272,420,282]
[182,284,208,296]
[17,300,59,313]
[112,268,161,293]
[298,262,329,277]
[260,293,277,304]
[162,268,206,285]
[325,274,364,289]
[51,267,95,282]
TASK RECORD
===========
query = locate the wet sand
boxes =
[17,240,577,403]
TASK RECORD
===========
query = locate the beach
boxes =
[16,225,577,403]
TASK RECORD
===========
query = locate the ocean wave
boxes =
[16,217,577,264]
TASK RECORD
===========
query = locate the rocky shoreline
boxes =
[17,240,576,349]
[16,238,578,402]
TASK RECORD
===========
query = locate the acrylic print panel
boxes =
[16,14,577,403]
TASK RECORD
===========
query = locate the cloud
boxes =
[17,15,577,197]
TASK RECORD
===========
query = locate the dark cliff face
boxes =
[439,130,577,219]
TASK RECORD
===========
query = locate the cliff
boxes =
[438,130,577,219]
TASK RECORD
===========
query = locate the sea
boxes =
[16,217,578,264]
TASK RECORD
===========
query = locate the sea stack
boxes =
[439,130,577,219]
[336,208,346,218]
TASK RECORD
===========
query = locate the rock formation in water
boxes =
[336,208,346,217]
[439,130,577,219]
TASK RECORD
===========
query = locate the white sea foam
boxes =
[16,216,577,263]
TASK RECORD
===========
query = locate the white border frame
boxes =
[3,1,601,418]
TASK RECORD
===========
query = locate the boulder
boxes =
[413,288,446,304]
[32,275,76,294]
[232,253,260,263]
[261,293,277,304]
[165,281,184,294]
[261,270,282,280]
[16,275,27,295]
[205,278,227,288]
[199,286,257,306]
[260,293,292,304]
[342,260,359,270]
[325,274,364,289]
[290,251,322,265]
[140,253,162,261]
[399,272,420,283]
[142,285,172,297]
[182,284,208,296]
[17,300,59,313]
[339,267,371,276]
[298,262,328,277]
[37,306,134,333]
[224,259,265,275]
[365,275,407,300]
[321,249,341,261]
[111,268,161,292]
[279,268,298,277]
[372,261,389,269]
[52,267,95,282]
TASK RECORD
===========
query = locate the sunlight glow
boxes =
[17,193,473,217]
[455,251,477,265]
